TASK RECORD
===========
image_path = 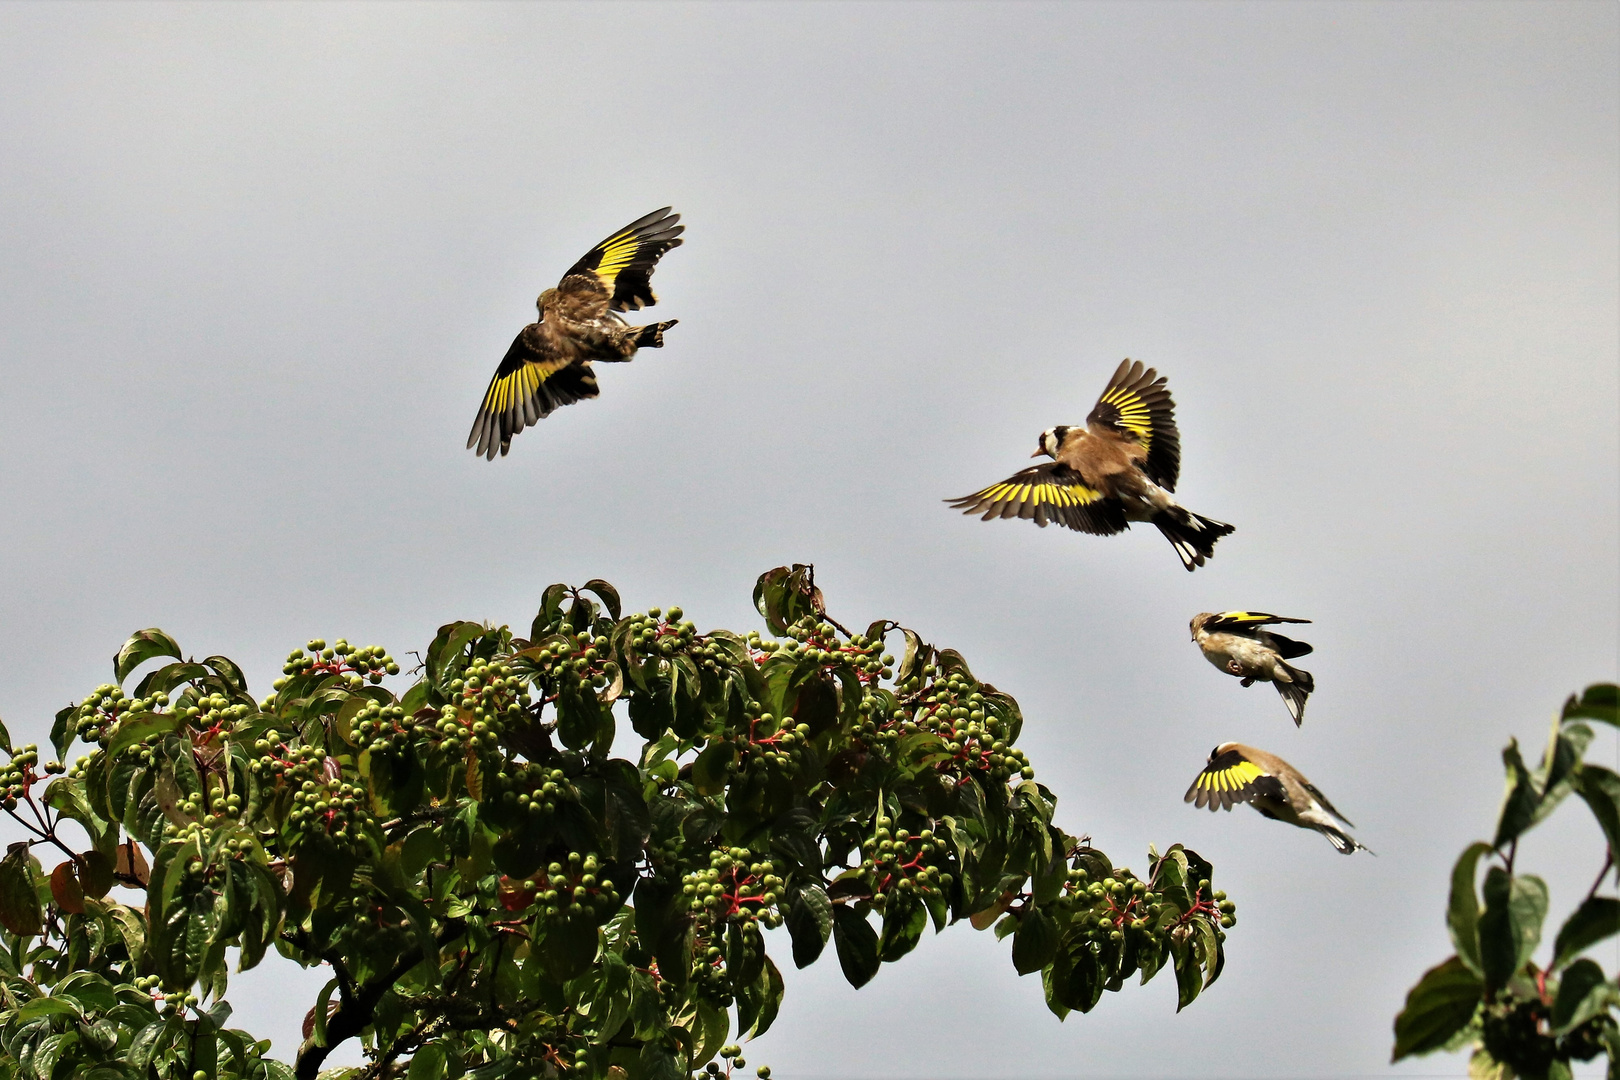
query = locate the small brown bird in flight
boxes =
[1185,742,1369,855]
[946,360,1234,570]
[467,208,684,459]
[1190,611,1316,725]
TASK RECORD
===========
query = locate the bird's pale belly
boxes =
[1204,635,1274,679]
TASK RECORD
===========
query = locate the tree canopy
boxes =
[0,566,1233,1079]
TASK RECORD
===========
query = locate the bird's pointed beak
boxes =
[1030,449,1043,458]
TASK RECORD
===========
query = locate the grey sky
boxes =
[1,2,1616,1076]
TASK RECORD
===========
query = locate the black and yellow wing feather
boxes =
[1185,747,1287,811]
[465,333,599,460]
[1205,611,1311,632]
[1086,359,1181,490]
[945,464,1127,534]
[561,207,684,312]
[1204,611,1313,658]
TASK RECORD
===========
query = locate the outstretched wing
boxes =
[466,330,599,460]
[1086,360,1180,490]
[561,207,684,312]
[1185,747,1287,811]
[945,464,1127,534]
[1204,611,1313,653]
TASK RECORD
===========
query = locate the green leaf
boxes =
[106,712,180,759]
[786,884,832,968]
[1477,867,1547,988]
[0,713,10,754]
[1392,955,1485,1061]
[0,843,43,936]
[832,905,880,989]
[1448,842,1493,975]
[50,704,75,761]
[114,629,183,685]
[1577,764,1620,867]
[16,996,82,1022]
[1010,908,1059,975]
[1550,957,1613,1034]
[1564,684,1620,728]
[580,579,622,622]
[1494,740,1540,848]
[407,1043,448,1080]
[690,741,735,798]
[878,892,927,963]
[1553,895,1620,971]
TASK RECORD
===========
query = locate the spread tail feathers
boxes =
[1152,507,1235,571]
[1276,663,1314,726]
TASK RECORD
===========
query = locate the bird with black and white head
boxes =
[1185,743,1370,855]
[467,207,684,460]
[946,360,1234,570]
[1190,611,1316,726]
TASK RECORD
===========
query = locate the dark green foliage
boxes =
[1393,684,1620,1079]
[0,568,1232,1079]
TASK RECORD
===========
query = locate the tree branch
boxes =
[293,921,462,1080]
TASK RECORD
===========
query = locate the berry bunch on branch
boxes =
[0,566,1233,1080]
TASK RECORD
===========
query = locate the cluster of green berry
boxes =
[726,713,813,784]
[258,741,370,855]
[858,824,951,905]
[681,847,783,929]
[1062,868,1235,945]
[437,658,530,753]
[178,690,255,741]
[70,684,169,746]
[333,892,410,955]
[871,666,1032,782]
[701,1044,770,1079]
[621,607,698,668]
[765,618,894,682]
[0,745,44,810]
[518,851,621,924]
[270,638,398,694]
[159,785,248,847]
[493,759,578,820]
[353,700,411,755]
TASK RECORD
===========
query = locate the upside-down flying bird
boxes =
[1185,743,1369,855]
[467,208,684,459]
[1190,611,1316,726]
[945,360,1234,570]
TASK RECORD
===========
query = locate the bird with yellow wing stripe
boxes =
[1191,611,1316,726]
[1185,743,1369,854]
[945,360,1234,569]
[467,208,684,460]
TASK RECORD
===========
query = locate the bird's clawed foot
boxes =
[1226,660,1245,676]
[635,320,678,348]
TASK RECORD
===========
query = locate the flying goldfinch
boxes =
[467,208,684,459]
[945,360,1234,570]
[1190,611,1316,726]
[1185,743,1369,855]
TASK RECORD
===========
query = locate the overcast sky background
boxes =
[0,3,1616,1077]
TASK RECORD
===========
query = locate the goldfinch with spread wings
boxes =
[945,360,1234,570]
[467,207,684,460]
[1185,743,1369,855]
[1191,611,1316,726]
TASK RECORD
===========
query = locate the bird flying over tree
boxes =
[467,207,684,460]
[1185,742,1369,854]
[1190,611,1316,725]
[945,360,1234,570]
